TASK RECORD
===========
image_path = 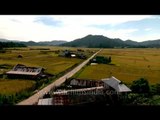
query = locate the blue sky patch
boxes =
[34,16,62,27]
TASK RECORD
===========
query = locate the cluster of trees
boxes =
[130,78,150,93]
[0,42,26,50]
[130,78,160,95]
[120,78,160,105]
[0,91,32,105]
[90,56,112,64]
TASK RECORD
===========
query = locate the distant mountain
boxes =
[125,40,139,46]
[20,40,67,46]
[38,40,67,45]
[60,35,127,48]
[140,39,160,47]
[0,38,22,43]
[1,36,160,48]
[60,35,160,48]
[0,39,27,49]
[0,38,67,46]
[0,38,9,42]
[19,41,44,46]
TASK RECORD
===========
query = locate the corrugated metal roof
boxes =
[38,98,53,105]
[102,76,131,92]
[6,71,39,75]
[6,64,43,76]
[102,76,120,90]
[118,84,131,92]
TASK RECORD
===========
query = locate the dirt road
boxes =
[17,49,101,105]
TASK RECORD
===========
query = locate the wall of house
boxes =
[70,79,104,87]
[6,74,38,80]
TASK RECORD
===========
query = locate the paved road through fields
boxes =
[17,49,101,105]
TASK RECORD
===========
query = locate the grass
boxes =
[0,79,35,95]
[0,46,86,74]
[74,48,160,85]
[0,46,98,96]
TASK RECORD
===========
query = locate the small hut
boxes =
[17,54,23,58]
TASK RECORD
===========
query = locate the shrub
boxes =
[130,78,150,93]
[151,83,160,95]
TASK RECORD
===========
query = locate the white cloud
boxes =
[144,28,152,31]
[0,15,154,42]
[130,33,160,42]
[103,29,138,40]
[51,15,152,26]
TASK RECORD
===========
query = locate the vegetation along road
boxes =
[17,49,101,105]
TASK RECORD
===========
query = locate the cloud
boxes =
[0,15,155,42]
[51,15,152,26]
[144,28,152,31]
[10,19,21,23]
[34,16,62,26]
[103,29,138,40]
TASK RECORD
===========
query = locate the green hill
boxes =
[60,35,160,48]
[60,35,127,48]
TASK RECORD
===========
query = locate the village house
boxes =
[70,77,131,93]
[90,56,111,64]
[38,86,104,105]
[38,98,53,105]
[58,50,75,58]
[102,76,131,93]
[37,76,131,105]
[58,50,86,59]
[5,64,47,79]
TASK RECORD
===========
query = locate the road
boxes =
[17,49,101,105]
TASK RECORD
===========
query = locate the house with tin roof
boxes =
[6,64,46,79]
[102,76,131,93]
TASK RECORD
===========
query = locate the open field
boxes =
[74,48,160,85]
[0,79,35,95]
[0,46,98,95]
[0,46,97,74]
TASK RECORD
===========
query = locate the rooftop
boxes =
[38,98,53,105]
[102,76,131,92]
[6,64,44,76]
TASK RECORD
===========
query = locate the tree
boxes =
[108,56,112,63]
[155,84,160,94]
[0,42,26,48]
[131,78,150,93]
[151,83,160,95]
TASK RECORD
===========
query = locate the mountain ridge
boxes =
[60,35,160,48]
[1,35,160,48]
[0,38,67,46]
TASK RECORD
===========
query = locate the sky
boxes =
[0,15,160,42]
